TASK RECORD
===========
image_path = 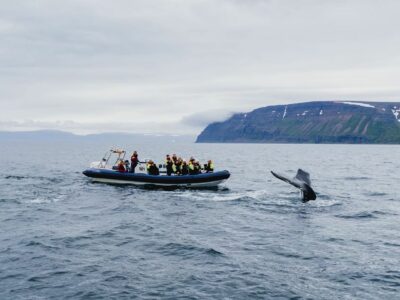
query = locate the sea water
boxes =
[0,139,399,299]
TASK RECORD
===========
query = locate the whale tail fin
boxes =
[271,169,317,202]
[299,182,316,202]
[294,169,311,186]
[270,170,300,188]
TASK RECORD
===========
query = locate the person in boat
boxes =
[170,154,180,174]
[117,159,126,173]
[174,157,183,175]
[130,151,139,173]
[181,160,189,175]
[172,154,178,165]
[204,160,214,173]
[147,160,159,175]
[172,162,177,175]
[188,158,197,175]
[124,160,130,171]
[165,154,174,176]
[194,161,202,174]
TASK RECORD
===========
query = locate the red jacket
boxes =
[118,164,126,172]
[131,156,138,165]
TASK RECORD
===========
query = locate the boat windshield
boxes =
[90,149,126,169]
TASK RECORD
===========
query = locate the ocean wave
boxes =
[369,271,400,287]
[0,273,25,281]
[270,248,316,261]
[27,270,70,283]
[4,175,26,180]
[325,237,346,243]
[156,242,224,258]
[307,199,342,208]
[27,194,65,204]
[371,210,398,216]
[176,190,269,202]
[177,189,343,210]
[365,192,388,197]
[343,176,371,181]
[335,211,378,219]
[335,210,397,220]
[4,175,64,184]
[384,242,400,247]
[25,240,60,251]
[0,198,21,204]
[104,275,129,282]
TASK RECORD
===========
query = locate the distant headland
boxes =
[196,101,400,144]
[0,130,195,143]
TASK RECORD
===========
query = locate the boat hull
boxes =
[82,168,230,188]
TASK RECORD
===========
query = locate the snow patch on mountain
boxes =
[340,102,375,108]
[392,107,400,122]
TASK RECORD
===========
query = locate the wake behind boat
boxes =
[83,149,230,188]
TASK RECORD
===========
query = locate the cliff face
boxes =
[196,101,400,144]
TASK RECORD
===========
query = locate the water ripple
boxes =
[1,141,399,299]
[156,242,224,258]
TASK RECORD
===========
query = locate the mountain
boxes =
[196,101,400,144]
[0,130,195,143]
[0,130,77,141]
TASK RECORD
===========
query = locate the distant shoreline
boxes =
[195,141,400,145]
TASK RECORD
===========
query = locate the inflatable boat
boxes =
[82,149,230,188]
[83,168,230,188]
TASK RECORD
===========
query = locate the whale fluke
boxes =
[271,169,317,202]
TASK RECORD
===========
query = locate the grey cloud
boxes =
[1,0,399,133]
[180,110,236,128]
[0,119,195,135]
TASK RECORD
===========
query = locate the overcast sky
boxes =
[1,0,399,134]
